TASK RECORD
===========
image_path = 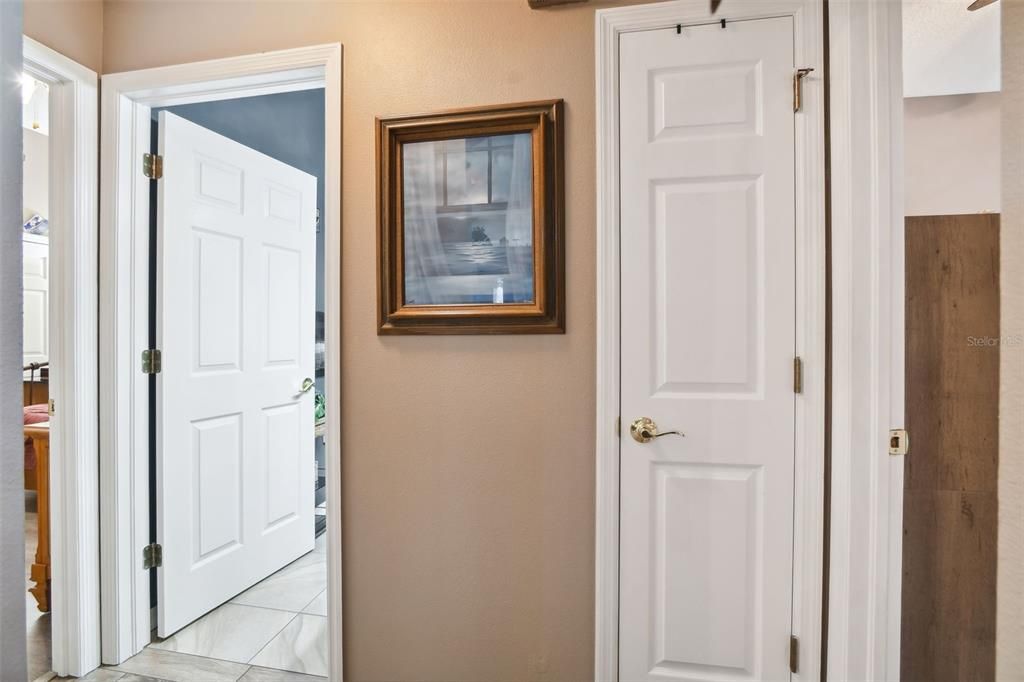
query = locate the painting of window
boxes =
[402,133,534,306]
[377,100,564,334]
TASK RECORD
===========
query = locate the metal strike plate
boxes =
[889,429,909,456]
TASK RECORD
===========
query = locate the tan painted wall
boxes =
[904,93,1001,216]
[998,0,1024,679]
[23,0,102,73]
[101,2,647,679]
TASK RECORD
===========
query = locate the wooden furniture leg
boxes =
[25,425,51,613]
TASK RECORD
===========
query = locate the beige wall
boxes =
[999,0,1023,678]
[904,93,1001,216]
[23,0,102,73]
[101,2,644,679]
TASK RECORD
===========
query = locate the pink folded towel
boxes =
[23,404,49,470]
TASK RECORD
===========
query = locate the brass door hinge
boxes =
[889,429,909,456]
[143,543,162,569]
[789,635,799,673]
[143,153,163,179]
[142,349,162,374]
[48,399,55,416]
[616,416,621,437]
[793,357,803,394]
[793,67,814,113]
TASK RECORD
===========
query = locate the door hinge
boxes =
[142,543,162,569]
[143,153,163,179]
[793,67,814,113]
[142,349,162,374]
[889,428,910,456]
[616,416,621,437]
[48,398,55,416]
[789,635,799,673]
[793,356,803,394]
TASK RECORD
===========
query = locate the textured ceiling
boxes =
[903,0,1001,97]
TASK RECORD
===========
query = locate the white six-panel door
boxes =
[618,17,797,681]
[156,112,317,636]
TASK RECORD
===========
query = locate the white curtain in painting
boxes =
[402,141,449,305]
[502,133,534,301]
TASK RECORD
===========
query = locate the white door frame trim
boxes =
[825,2,904,679]
[23,36,100,678]
[99,44,344,680]
[595,1,904,680]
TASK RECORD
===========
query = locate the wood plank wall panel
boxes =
[903,214,1000,682]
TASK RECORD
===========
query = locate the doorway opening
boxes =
[22,67,52,682]
[98,45,343,682]
[140,91,329,678]
[20,36,100,681]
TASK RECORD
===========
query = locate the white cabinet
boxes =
[23,234,49,370]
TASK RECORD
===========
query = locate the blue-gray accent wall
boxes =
[154,88,326,314]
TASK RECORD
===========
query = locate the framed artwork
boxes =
[376,100,565,334]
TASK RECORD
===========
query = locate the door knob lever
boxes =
[630,417,685,444]
[299,377,315,394]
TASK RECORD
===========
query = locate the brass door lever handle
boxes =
[630,417,685,444]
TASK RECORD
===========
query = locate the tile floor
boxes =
[149,532,328,678]
[64,648,325,682]
[64,533,329,682]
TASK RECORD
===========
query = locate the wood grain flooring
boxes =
[902,214,999,682]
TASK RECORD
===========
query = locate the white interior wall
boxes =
[903,0,1000,97]
[22,128,47,221]
[0,5,27,681]
[904,92,1000,216]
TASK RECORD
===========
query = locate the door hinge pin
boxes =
[616,416,621,437]
[48,398,55,416]
[143,153,163,180]
[793,356,803,394]
[793,67,814,113]
[142,349,162,374]
[143,543,162,569]
[889,428,910,456]
[789,635,799,673]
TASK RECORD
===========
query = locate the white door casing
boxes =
[23,234,49,369]
[618,17,797,681]
[156,111,317,636]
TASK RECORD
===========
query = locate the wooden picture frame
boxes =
[376,100,565,334]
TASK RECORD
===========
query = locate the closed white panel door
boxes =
[157,112,317,636]
[23,236,49,368]
[619,18,796,682]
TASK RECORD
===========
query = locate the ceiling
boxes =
[903,0,1001,98]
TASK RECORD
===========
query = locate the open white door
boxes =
[618,17,798,681]
[156,111,317,636]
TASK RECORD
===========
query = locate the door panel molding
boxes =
[99,44,343,679]
[596,1,825,680]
